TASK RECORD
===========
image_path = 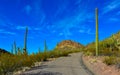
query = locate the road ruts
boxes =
[20,52,94,75]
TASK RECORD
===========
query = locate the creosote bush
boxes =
[0,53,21,75]
[84,51,93,56]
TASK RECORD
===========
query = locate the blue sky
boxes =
[0,0,120,53]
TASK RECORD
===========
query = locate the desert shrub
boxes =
[84,51,93,56]
[49,50,73,58]
[61,51,69,56]
[0,53,39,75]
[21,55,35,67]
[42,52,48,61]
[67,49,81,54]
[0,48,84,75]
[99,48,112,56]
[115,58,120,69]
[33,53,43,62]
[103,56,117,65]
[49,50,63,58]
[0,53,22,75]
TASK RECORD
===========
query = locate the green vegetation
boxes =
[84,32,120,67]
[0,48,82,75]
[42,40,48,61]
[84,32,120,55]
[103,56,117,65]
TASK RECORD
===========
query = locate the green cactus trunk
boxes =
[43,40,48,61]
[23,27,28,55]
[13,41,17,55]
[44,40,47,52]
[95,8,99,56]
[11,44,13,54]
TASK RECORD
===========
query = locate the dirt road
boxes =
[21,53,94,75]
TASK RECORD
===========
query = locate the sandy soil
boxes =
[82,55,120,75]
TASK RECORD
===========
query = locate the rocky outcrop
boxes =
[55,40,84,50]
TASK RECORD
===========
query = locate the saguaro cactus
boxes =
[44,40,48,52]
[43,40,48,61]
[13,41,17,55]
[95,8,99,56]
[23,27,28,55]
[11,44,13,54]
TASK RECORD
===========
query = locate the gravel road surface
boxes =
[20,53,94,75]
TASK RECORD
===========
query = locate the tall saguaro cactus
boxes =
[23,27,28,55]
[44,40,47,52]
[95,8,99,56]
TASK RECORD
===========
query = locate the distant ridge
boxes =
[55,40,84,50]
[0,48,11,54]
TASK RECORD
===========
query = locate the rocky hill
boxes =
[55,40,84,50]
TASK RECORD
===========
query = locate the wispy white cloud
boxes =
[109,17,119,22]
[38,14,46,25]
[0,15,17,28]
[32,1,46,27]
[79,28,94,35]
[102,0,120,14]
[0,19,6,26]
[54,1,68,18]
[0,15,11,26]
[79,29,85,33]
[5,32,16,35]
[52,30,56,33]
[87,29,95,35]
[53,9,94,37]
[16,26,26,30]
[34,28,40,31]
[16,26,31,30]
[24,5,32,15]
[28,36,34,39]
[0,29,16,35]
[75,0,82,5]
[59,33,64,36]
[117,11,120,15]
[0,29,4,32]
